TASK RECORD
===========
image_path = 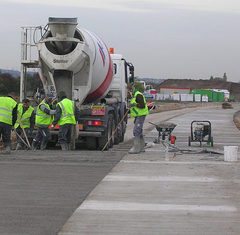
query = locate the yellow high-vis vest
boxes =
[14,103,34,129]
[0,97,17,125]
[130,91,149,118]
[57,98,76,126]
[35,100,53,125]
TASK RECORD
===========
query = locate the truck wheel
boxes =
[108,114,114,148]
[120,121,127,142]
[98,114,113,150]
[211,137,214,147]
[117,122,124,143]
[188,136,191,146]
[86,137,97,150]
[111,116,116,145]
[114,121,120,145]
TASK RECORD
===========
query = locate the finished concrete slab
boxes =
[59,105,240,235]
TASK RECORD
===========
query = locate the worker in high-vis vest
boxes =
[31,93,56,151]
[128,87,149,154]
[0,92,18,154]
[15,99,35,150]
[52,91,80,150]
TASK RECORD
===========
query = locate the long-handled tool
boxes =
[101,110,129,152]
[16,118,31,149]
[13,128,30,149]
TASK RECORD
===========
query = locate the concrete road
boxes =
[59,105,240,235]
[0,104,205,235]
[0,151,126,235]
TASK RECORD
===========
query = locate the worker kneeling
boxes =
[53,92,79,151]
[129,88,149,154]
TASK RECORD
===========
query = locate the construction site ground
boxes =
[59,103,240,235]
[0,102,240,235]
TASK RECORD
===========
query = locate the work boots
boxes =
[31,140,38,151]
[60,143,69,151]
[40,140,48,150]
[1,146,11,154]
[5,146,11,154]
[3,146,11,154]
[128,137,141,154]
[16,143,22,150]
[140,136,145,152]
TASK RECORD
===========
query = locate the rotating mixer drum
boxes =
[36,17,113,105]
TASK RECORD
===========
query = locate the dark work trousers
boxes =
[58,124,73,144]
[33,127,50,144]
[0,122,12,148]
[133,115,146,138]
[16,127,31,146]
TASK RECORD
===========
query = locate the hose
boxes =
[168,145,223,155]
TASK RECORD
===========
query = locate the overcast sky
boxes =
[1,0,240,82]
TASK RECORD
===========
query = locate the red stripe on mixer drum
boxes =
[85,53,113,103]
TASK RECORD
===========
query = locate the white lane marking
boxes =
[121,160,237,165]
[80,200,237,212]
[103,175,218,182]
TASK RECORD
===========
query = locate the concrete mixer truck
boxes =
[20,17,134,150]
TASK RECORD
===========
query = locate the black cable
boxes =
[168,145,223,155]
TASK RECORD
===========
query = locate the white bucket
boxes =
[224,146,238,162]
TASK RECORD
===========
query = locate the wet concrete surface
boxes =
[1,103,239,235]
[0,151,126,235]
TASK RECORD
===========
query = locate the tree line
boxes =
[209,72,227,81]
[0,71,42,96]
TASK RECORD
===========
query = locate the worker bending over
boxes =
[15,99,35,150]
[129,87,149,154]
[32,93,56,150]
[53,92,80,150]
[0,92,18,154]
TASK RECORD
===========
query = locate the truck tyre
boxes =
[114,119,120,145]
[111,115,116,145]
[120,121,126,142]
[98,114,113,150]
[86,137,97,150]
[115,121,124,144]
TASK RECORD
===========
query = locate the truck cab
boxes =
[109,53,129,103]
